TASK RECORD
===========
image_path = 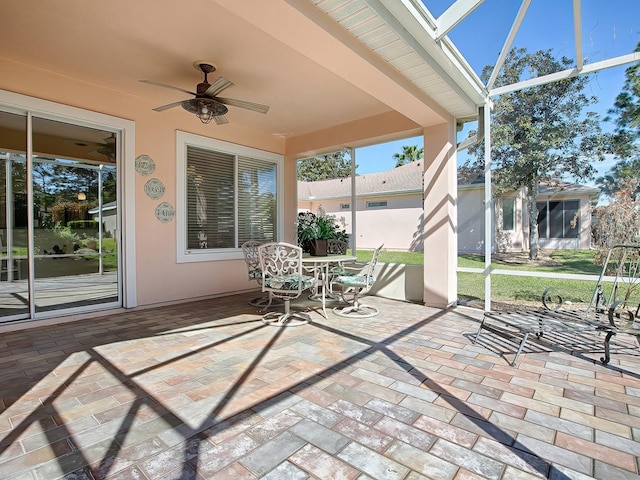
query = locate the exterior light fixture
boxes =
[77,192,86,201]
[181,98,228,125]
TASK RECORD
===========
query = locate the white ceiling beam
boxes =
[573,0,583,71]
[435,0,484,41]
[489,51,640,96]
[486,0,531,90]
[367,0,484,110]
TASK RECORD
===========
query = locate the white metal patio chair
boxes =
[330,244,383,318]
[258,242,316,326]
[241,240,274,308]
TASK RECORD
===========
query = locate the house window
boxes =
[177,131,282,262]
[502,198,515,231]
[340,203,350,210]
[537,200,579,239]
[366,201,387,208]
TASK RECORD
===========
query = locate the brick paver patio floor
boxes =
[1,292,640,479]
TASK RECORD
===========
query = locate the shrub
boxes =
[68,220,99,230]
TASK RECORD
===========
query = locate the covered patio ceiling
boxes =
[0,1,636,148]
[0,0,489,149]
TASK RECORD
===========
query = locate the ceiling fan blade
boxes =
[214,115,229,125]
[205,77,234,97]
[67,139,104,148]
[216,97,270,114]
[152,100,187,112]
[139,79,196,96]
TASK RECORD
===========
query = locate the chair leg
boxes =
[262,300,312,327]
[332,290,378,318]
[249,292,283,310]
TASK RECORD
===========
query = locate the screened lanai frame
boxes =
[423,0,640,310]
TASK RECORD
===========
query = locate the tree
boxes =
[592,180,640,260]
[393,145,423,167]
[596,42,640,198]
[467,47,607,259]
[297,150,353,181]
[596,159,640,200]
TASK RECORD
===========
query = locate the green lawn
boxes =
[355,248,608,308]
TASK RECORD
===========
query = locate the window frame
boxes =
[366,200,387,208]
[501,197,515,231]
[176,131,283,263]
[536,199,580,239]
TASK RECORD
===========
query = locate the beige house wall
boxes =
[306,193,423,251]
[459,185,595,253]
[304,183,595,256]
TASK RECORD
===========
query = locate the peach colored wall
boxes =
[0,59,289,307]
[0,59,431,308]
[423,122,458,309]
[287,111,422,158]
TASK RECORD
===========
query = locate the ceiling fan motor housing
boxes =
[196,82,211,96]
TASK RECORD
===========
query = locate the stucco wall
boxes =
[457,188,486,253]
[0,59,425,309]
[458,185,594,254]
[309,193,424,251]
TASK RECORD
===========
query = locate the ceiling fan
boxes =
[139,61,270,125]
[71,133,116,162]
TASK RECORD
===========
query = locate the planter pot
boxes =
[309,239,328,256]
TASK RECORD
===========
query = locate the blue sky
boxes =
[355,0,640,180]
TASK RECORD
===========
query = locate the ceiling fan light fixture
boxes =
[181,98,228,124]
[198,105,213,124]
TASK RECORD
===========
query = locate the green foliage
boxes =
[608,42,640,148]
[297,211,347,242]
[297,150,353,181]
[592,181,640,256]
[68,220,99,230]
[597,42,640,198]
[596,159,640,199]
[393,145,424,168]
[33,223,80,255]
[466,47,607,259]
[297,210,347,252]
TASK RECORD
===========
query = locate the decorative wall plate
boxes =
[144,178,165,200]
[155,202,175,223]
[135,154,155,176]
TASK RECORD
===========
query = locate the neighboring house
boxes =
[298,161,426,252]
[88,201,117,239]
[298,162,600,253]
[458,169,600,252]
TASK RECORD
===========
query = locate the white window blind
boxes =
[185,146,277,252]
[237,156,277,244]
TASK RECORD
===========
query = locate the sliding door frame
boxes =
[0,89,137,321]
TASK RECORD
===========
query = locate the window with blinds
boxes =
[185,145,278,252]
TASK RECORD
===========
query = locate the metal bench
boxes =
[474,244,640,366]
[474,309,613,366]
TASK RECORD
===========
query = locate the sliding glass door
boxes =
[0,111,28,317]
[0,110,121,321]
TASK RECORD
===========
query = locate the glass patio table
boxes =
[302,253,356,318]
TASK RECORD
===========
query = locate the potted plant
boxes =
[297,211,347,256]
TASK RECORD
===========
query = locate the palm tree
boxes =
[393,145,424,167]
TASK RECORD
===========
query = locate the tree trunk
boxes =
[527,185,539,260]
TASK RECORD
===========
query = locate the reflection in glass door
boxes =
[0,111,29,317]
[0,110,121,321]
